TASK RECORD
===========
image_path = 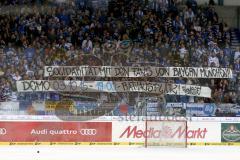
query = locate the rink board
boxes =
[0,116,239,146]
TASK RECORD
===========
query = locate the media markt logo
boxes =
[221,123,240,142]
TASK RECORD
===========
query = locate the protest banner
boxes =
[16,80,211,98]
[44,66,232,79]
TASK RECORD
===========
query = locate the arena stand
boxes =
[0,0,239,118]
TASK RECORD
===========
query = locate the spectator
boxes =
[12,71,22,81]
[234,59,240,74]
[208,52,219,67]
[179,43,187,60]
[82,36,93,53]
[234,47,240,61]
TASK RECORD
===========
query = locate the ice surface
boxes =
[0,146,239,160]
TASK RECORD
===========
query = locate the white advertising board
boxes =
[112,121,221,143]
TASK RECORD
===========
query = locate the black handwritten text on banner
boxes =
[44,66,232,78]
[16,80,211,98]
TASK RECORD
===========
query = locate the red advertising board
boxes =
[0,122,112,142]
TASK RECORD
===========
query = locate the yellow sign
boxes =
[0,142,240,146]
[45,100,75,112]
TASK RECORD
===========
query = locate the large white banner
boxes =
[16,80,212,97]
[44,66,233,78]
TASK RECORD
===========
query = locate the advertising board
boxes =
[221,123,240,142]
[112,121,221,144]
[0,122,112,142]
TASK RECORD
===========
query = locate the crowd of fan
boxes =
[0,0,240,106]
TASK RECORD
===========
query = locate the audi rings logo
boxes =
[0,128,6,135]
[80,129,97,135]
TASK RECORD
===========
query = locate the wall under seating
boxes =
[0,116,239,146]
